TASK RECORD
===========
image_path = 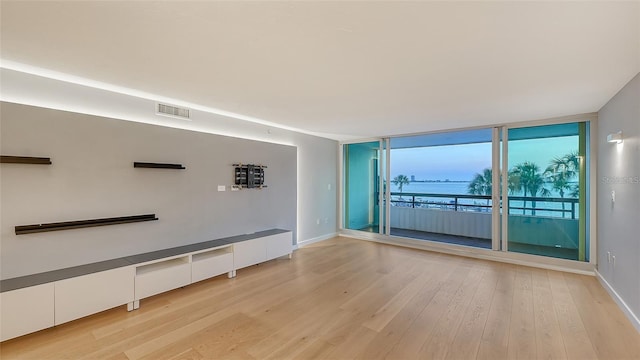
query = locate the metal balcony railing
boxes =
[388,192,579,219]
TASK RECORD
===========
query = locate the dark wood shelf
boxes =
[134,162,185,170]
[1,156,52,165]
[15,214,158,235]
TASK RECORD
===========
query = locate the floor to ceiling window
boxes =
[341,120,591,264]
[388,129,494,248]
[504,122,589,261]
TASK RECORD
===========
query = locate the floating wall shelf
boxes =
[134,162,185,170]
[1,156,52,165]
[15,214,158,235]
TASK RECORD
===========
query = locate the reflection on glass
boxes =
[506,122,589,261]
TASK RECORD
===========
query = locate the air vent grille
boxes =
[157,103,190,119]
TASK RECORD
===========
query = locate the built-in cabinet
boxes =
[265,232,294,260]
[0,283,55,341]
[55,266,135,325]
[135,256,191,302]
[234,232,293,270]
[191,246,234,283]
[234,238,268,269]
[0,230,292,342]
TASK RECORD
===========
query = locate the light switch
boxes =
[218,185,226,192]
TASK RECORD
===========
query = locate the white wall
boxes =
[0,69,338,279]
[597,72,640,325]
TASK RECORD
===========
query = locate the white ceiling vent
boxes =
[156,103,190,120]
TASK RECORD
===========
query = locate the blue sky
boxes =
[390,136,578,181]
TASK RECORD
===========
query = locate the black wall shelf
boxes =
[1,156,52,165]
[134,162,185,170]
[15,214,158,235]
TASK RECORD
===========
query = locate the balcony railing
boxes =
[388,192,579,219]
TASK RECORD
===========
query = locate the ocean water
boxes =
[389,181,578,218]
[389,181,470,195]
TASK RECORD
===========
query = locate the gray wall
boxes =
[1,102,300,278]
[295,132,338,243]
[1,68,339,255]
[597,72,640,320]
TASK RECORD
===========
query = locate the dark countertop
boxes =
[1,229,290,293]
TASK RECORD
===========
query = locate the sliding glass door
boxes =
[504,122,589,261]
[388,129,494,248]
[341,120,591,263]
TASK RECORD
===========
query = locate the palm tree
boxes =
[564,151,580,173]
[392,174,410,195]
[528,174,551,216]
[569,184,580,198]
[510,162,550,215]
[545,153,578,218]
[468,168,492,206]
[509,163,529,214]
[564,150,581,198]
[507,170,522,197]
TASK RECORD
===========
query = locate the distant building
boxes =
[410,175,415,182]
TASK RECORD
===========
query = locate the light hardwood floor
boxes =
[2,237,639,359]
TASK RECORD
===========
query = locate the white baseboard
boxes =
[294,232,338,249]
[595,270,640,333]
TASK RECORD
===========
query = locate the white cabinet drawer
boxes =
[135,257,191,300]
[265,232,292,260]
[192,247,233,283]
[55,267,135,325]
[1,283,55,341]
[233,237,267,270]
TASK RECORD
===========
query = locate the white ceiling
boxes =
[1,1,639,140]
